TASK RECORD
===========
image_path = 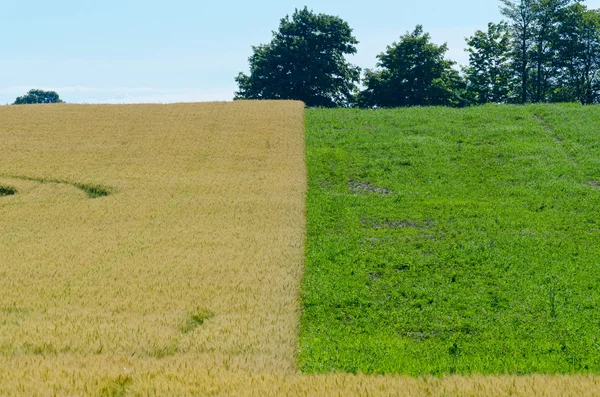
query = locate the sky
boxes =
[2,0,600,105]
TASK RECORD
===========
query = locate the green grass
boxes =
[0,185,17,196]
[180,308,213,334]
[0,174,112,198]
[300,104,600,375]
[98,374,132,397]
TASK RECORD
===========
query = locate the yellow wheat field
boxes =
[0,101,598,396]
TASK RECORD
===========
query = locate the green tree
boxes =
[464,22,512,104]
[553,3,600,104]
[234,7,360,107]
[501,0,537,103]
[529,0,577,102]
[13,89,64,105]
[357,26,464,108]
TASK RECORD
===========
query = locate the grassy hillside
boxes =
[300,104,600,375]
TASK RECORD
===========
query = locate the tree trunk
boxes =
[522,36,528,104]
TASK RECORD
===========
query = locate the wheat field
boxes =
[0,101,598,396]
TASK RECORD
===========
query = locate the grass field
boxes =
[300,104,600,376]
[1,101,600,395]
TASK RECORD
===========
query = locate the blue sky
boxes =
[2,0,600,104]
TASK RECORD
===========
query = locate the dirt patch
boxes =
[362,218,433,229]
[376,220,417,229]
[349,181,389,195]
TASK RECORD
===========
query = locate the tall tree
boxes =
[530,0,577,102]
[357,26,464,108]
[501,0,536,103]
[234,7,360,107]
[13,89,64,105]
[464,22,512,104]
[554,3,600,104]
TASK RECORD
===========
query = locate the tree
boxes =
[13,89,64,105]
[357,26,464,108]
[501,0,537,103]
[234,7,361,107]
[553,3,600,104]
[529,0,577,102]
[464,22,512,104]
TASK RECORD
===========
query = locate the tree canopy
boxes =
[13,89,64,105]
[234,2,600,108]
[465,0,600,105]
[234,7,361,107]
[553,3,600,104]
[357,26,464,108]
[463,22,512,104]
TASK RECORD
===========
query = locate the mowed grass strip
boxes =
[300,104,600,375]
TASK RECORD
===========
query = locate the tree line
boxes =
[13,89,64,105]
[235,0,600,107]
